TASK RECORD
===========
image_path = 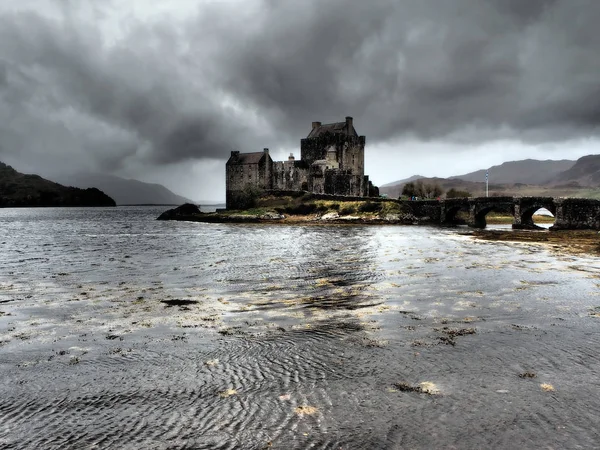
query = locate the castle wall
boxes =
[301,135,365,173]
[341,139,365,175]
[225,150,273,209]
[225,119,373,209]
[323,171,364,197]
[227,161,270,192]
[272,161,309,191]
[300,136,335,167]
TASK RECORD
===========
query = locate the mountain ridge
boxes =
[0,162,116,207]
[451,159,575,185]
[550,155,600,186]
[54,173,193,206]
[378,155,600,199]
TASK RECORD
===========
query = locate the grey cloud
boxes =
[491,0,558,23]
[0,8,257,172]
[206,0,600,143]
[0,61,7,88]
[1,0,599,179]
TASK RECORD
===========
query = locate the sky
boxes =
[1,0,599,202]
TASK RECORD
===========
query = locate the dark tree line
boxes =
[401,181,443,199]
[445,188,472,198]
[400,181,472,199]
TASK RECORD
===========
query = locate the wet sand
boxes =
[472,229,600,256]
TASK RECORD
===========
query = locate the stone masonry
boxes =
[226,117,375,209]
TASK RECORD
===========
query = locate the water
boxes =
[0,207,599,449]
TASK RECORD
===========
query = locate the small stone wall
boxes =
[399,200,442,224]
[262,190,383,202]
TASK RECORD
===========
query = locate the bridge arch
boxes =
[513,197,556,229]
[443,205,470,225]
[470,197,515,229]
[440,198,470,225]
[472,204,514,229]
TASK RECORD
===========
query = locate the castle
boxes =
[226,117,376,209]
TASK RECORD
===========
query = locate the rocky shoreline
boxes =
[472,229,600,256]
[158,204,600,256]
[157,203,426,225]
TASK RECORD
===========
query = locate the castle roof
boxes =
[226,151,268,165]
[306,121,358,139]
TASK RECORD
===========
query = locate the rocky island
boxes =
[157,194,422,225]
[0,162,116,207]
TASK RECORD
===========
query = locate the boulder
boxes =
[157,203,201,220]
[260,212,285,220]
[320,212,340,220]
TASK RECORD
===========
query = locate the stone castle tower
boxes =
[226,117,374,209]
[301,116,366,197]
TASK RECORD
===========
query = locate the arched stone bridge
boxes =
[405,196,600,230]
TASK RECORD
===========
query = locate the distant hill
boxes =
[0,162,116,207]
[378,155,600,200]
[380,175,426,188]
[55,173,193,205]
[380,177,488,199]
[451,159,575,185]
[550,155,600,186]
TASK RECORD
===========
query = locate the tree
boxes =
[402,180,444,199]
[414,180,425,197]
[446,188,471,198]
[231,183,263,209]
[401,182,416,198]
[431,184,444,199]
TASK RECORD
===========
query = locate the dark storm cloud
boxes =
[217,0,600,142]
[0,0,599,175]
[0,9,252,169]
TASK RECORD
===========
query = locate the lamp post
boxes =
[486,170,489,197]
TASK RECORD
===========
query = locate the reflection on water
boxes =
[0,207,599,449]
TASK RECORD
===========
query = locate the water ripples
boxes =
[1,207,600,448]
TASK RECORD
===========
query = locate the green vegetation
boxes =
[228,194,411,218]
[446,188,472,198]
[485,212,555,224]
[401,180,443,199]
[229,184,263,210]
[448,211,554,225]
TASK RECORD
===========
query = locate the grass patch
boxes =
[358,201,382,213]
[233,193,409,218]
[485,213,555,224]
[339,205,356,215]
[380,201,408,215]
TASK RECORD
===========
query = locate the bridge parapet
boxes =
[399,196,600,230]
[552,198,600,230]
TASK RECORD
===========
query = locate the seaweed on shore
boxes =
[392,381,440,395]
[435,327,476,346]
[161,299,199,307]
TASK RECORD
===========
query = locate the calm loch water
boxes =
[0,207,599,449]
